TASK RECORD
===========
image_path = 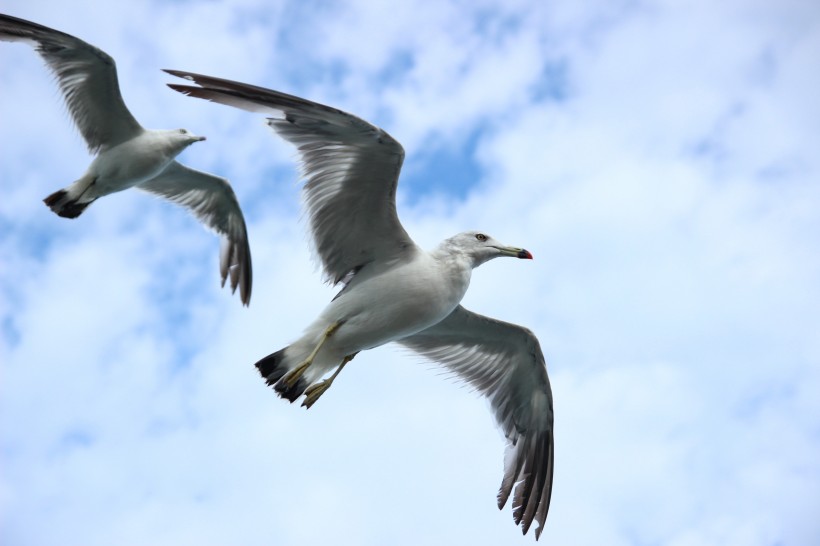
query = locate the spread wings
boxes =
[0,13,143,152]
[139,162,252,305]
[165,70,418,285]
[400,305,554,539]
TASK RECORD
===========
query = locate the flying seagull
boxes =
[166,69,554,539]
[0,14,252,305]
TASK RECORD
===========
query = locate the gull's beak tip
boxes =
[518,249,533,260]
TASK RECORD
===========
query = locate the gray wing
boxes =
[165,69,417,285]
[138,162,252,306]
[0,13,142,152]
[399,305,554,540]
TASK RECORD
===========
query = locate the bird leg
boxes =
[281,321,343,388]
[302,352,359,409]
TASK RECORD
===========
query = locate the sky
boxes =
[1,0,819,544]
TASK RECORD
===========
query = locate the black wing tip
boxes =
[238,276,252,306]
[165,69,210,97]
[235,275,251,306]
[163,68,197,81]
[166,83,198,96]
[219,237,252,306]
[0,13,53,35]
[164,69,255,95]
[239,242,253,306]
[496,499,544,541]
[499,428,554,540]
[0,14,97,54]
[227,255,252,307]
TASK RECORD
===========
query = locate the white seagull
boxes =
[0,14,252,305]
[167,70,554,539]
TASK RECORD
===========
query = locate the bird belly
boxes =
[323,262,470,355]
[87,137,175,195]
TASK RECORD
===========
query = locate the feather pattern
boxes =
[138,162,252,304]
[400,305,554,539]
[0,13,142,152]
[165,70,417,285]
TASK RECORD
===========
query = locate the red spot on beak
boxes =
[518,249,533,259]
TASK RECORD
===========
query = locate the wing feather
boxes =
[138,162,252,305]
[400,305,554,540]
[164,70,417,284]
[0,14,143,152]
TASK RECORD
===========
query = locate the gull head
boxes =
[165,128,206,152]
[443,231,533,268]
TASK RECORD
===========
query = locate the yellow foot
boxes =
[282,360,310,388]
[300,352,358,409]
[302,380,332,409]
[282,322,345,389]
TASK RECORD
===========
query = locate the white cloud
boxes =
[1,0,819,545]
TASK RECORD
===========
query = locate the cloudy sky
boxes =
[1,0,818,544]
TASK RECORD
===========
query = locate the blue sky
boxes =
[1,1,819,545]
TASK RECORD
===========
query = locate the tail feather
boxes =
[254,348,308,403]
[255,348,288,384]
[43,189,94,218]
[43,189,67,208]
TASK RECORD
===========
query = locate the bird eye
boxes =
[179,129,187,134]
[475,233,487,242]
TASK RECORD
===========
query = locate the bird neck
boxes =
[431,243,476,275]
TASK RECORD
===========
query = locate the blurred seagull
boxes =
[0,14,252,305]
[166,70,554,539]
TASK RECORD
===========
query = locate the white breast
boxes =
[323,252,473,352]
[88,131,181,193]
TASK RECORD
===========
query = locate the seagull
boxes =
[0,14,252,305]
[166,69,554,539]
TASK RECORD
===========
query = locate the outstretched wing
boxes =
[399,305,554,540]
[138,162,252,306]
[0,13,143,152]
[165,69,417,285]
